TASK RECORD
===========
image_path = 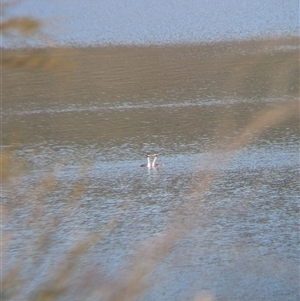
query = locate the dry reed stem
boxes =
[2,50,75,70]
[1,101,298,301]
[106,100,299,301]
[229,100,299,151]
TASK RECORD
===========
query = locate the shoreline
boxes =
[2,34,299,51]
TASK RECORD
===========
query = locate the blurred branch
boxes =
[2,49,73,69]
[1,2,75,70]
[0,17,41,36]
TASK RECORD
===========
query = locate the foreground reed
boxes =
[2,99,298,301]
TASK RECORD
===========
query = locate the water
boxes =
[3,0,299,47]
[2,40,299,300]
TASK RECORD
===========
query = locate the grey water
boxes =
[3,84,299,301]
[2,3,300,300]
[3,0,299,47]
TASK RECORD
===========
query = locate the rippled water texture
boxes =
[2,38,299,301]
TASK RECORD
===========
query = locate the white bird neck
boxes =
[147,156,151,168]
[152,156,157,167]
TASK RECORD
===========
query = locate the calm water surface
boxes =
[2,39,299,301]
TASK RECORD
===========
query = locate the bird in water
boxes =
[140,154,152,168]
[152,153,164,168]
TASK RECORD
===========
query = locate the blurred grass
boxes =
[1,6,299,298]
[2,49,75,70]
[1,5,75,70]
[1,100,298,301]
[1,17,40,36]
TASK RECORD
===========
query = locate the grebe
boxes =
[152,154,164,168]
[140,154,152,168]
